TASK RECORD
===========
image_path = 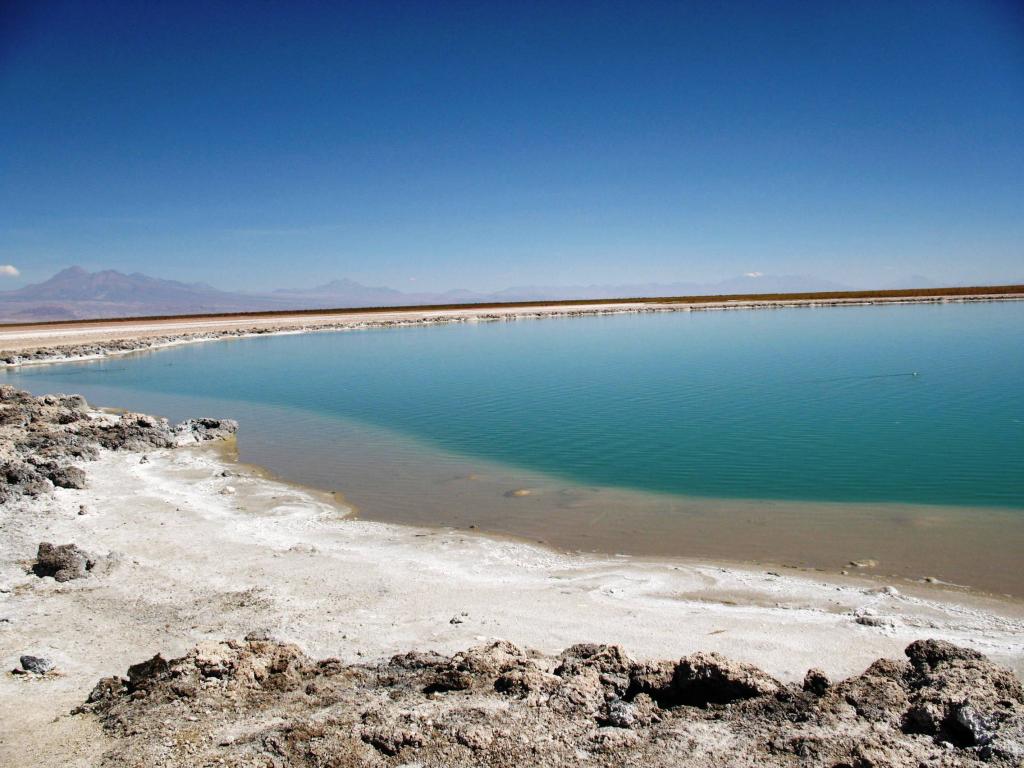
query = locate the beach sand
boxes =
[2,440,1023,766]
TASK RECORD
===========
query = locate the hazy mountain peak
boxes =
[0,266,282,321]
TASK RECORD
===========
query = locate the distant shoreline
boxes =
[2,286,1022,367]
[2,282,1022,328]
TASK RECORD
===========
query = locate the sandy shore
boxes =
[2,439,1023,766]
[2,292,1022,363]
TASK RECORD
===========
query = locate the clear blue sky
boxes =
[1,0,1022,291]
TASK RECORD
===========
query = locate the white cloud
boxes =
[0,265,19,277]
[743,271,763,278]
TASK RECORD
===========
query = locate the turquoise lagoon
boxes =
[6,302,1024,591]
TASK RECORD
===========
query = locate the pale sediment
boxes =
[1,386,1023,765]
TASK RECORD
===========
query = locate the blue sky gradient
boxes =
[1,0,1022,291]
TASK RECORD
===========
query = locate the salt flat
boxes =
[2,441,1022,766]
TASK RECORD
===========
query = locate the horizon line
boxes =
[1,284,1022,330]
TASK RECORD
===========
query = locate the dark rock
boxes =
[32,542,94,582]
[389,650,449,671]
[839,657,910,725]
[18,655,54,675]
[557,643,633,676]
[47,465,87,489]
[54,409,83,425]
[87,676,127,703]
[361,724,423,756]
[493,666,555,697]
[1,461,53,497]
[803,667,831,695]
[640,651,783,708]
[905,638,985,673]
[422,669,474,694]
[126,654,169,692]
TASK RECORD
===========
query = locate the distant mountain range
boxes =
[0,267,283,322]
[0,266,951,323]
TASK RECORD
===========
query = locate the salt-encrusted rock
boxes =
[32,542,95,582]
[1,461,54,498]
[837,656,911,725]
[901,639,1024,750]
[956,705,996,746]
[636,650,783,707]
[78,638,1023,766]
[855,612,895,628]
[0,387,239,502]
[80,412,177,451]
[601,696,637,727]
[174,418,239,445]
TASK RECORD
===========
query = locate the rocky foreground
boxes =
[3,384,1024,766]
[0,384,237,503]
[70,636,1022,767]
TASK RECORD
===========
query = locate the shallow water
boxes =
[7,302,1024,592]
